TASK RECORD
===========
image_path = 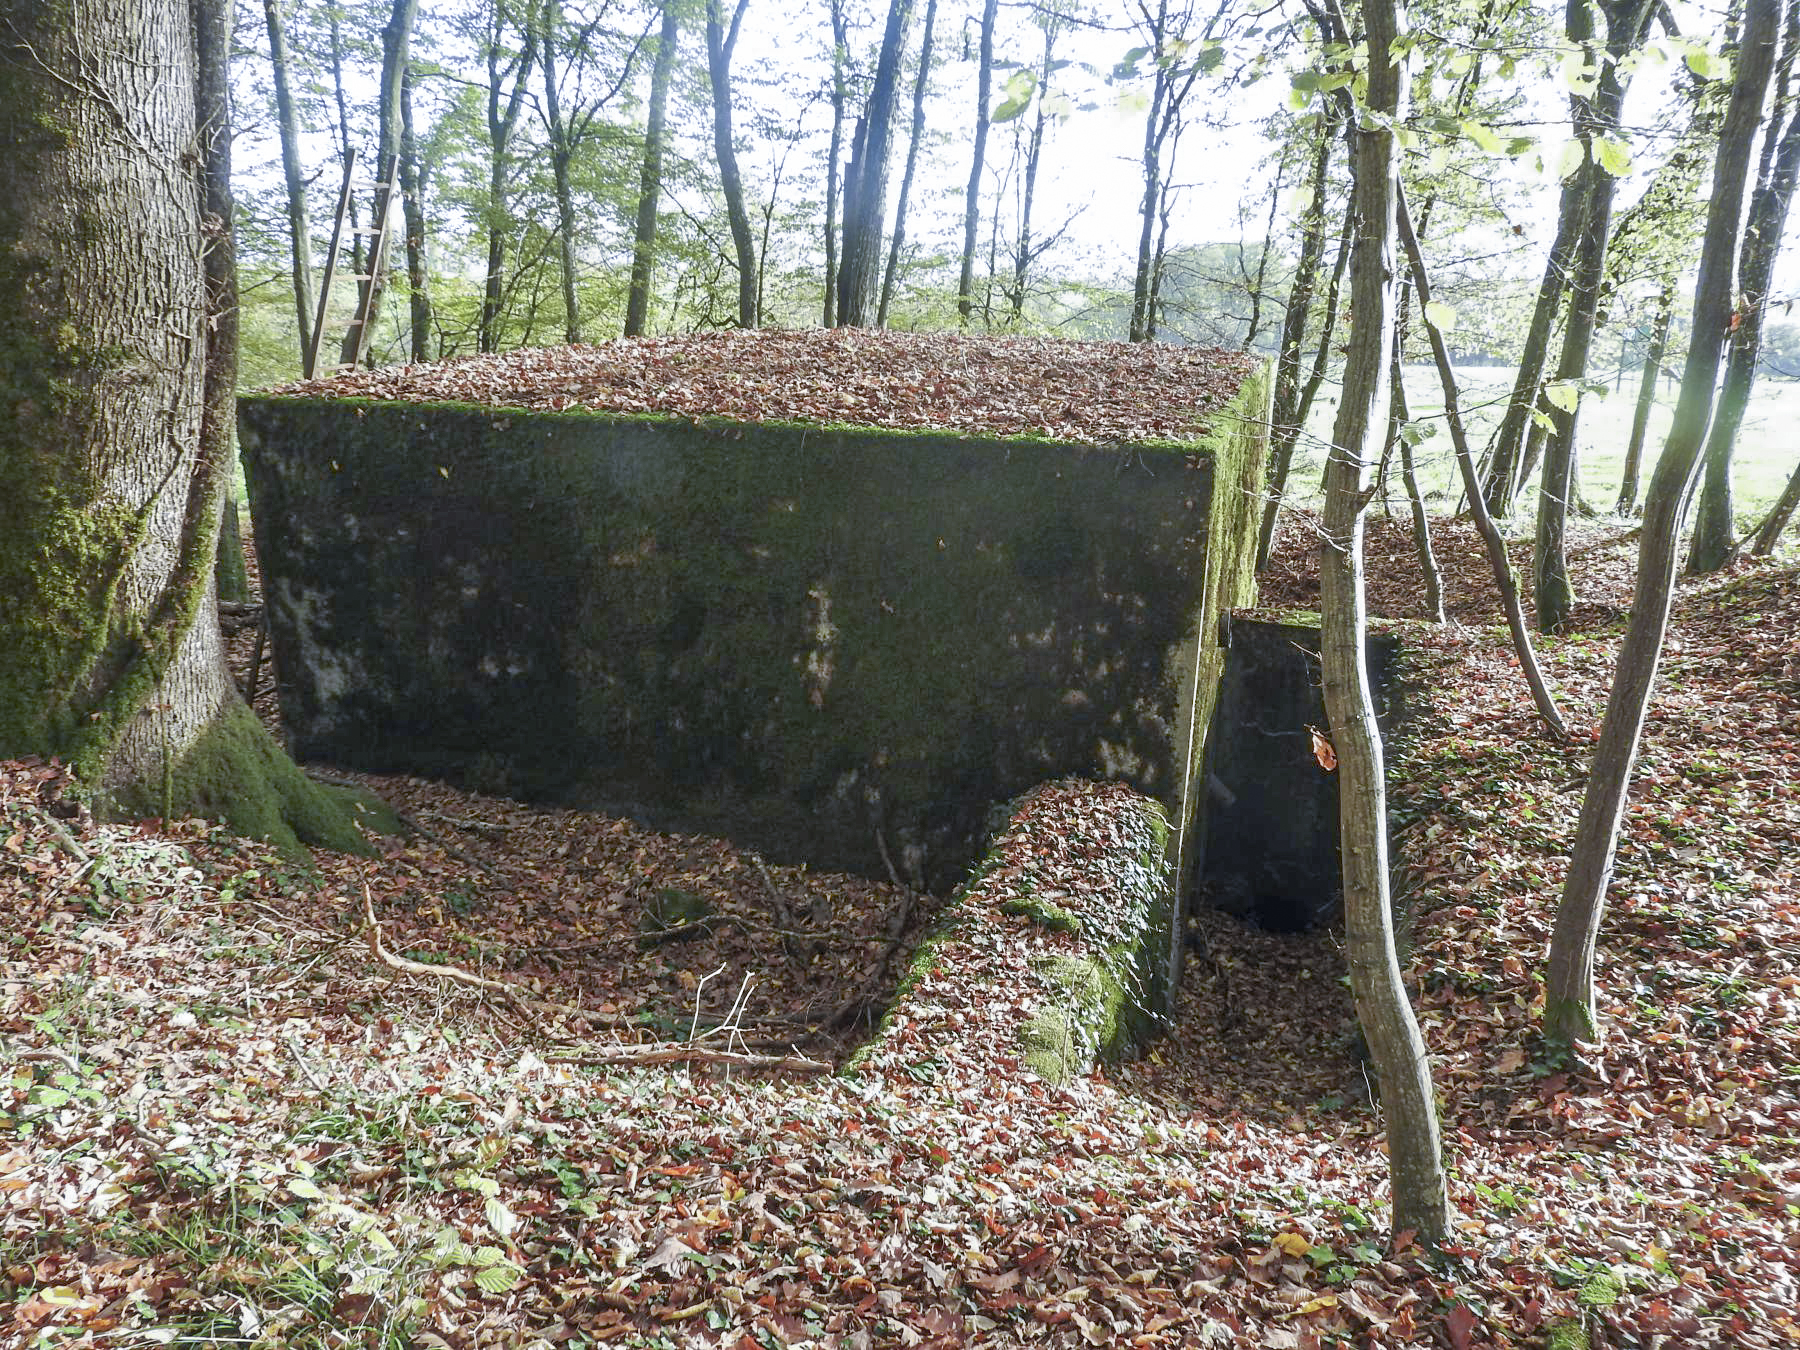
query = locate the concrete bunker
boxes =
[1188,613,1402,935]
[239,335,1272,1045]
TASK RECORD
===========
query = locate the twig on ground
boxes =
[419,809,517,839]
[42,813,89,864]
[284,1032,335,1092]
[353,876,686,1036]
[875,828,905,890]
[752,856,800,929]
[547,1043,832,1075]
[361,878,517,996]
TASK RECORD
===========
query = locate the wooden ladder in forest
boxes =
[303,148,401,379]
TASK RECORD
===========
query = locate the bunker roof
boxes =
[273,328,1259,447]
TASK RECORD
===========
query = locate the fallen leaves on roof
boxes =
[272,328,1259,445]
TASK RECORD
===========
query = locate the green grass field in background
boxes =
[1292,366,1798,524]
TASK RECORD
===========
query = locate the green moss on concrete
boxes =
[838,899,966,1077]
[999,894,1083,934]
[1019,951,1134,1084]
[110,702,380,857]
[849,783,1172,1083]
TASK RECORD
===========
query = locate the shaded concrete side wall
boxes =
[1152,365,1271,1009]
[1194,614,1401,932]
[241,394,1264,897]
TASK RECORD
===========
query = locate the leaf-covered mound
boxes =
[272,328,1259,445]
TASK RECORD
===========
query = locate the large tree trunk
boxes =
[1616,279,1673,515]
[626,0,680,338]
[0,0,367,853]
[878,0,936,326]
[1313,0,1450,1248]
[1546,0,1779,1048]
[340,0,419,368]
[1257,105,1340,569]
[956,0,998,329]
[479,9,536,354]
[706,0,759,328]
[1533,0,1653,630]
[399,65,432,363]
[263,0,313,363]
[838,0,914,327]
[203,0,251,610]
[1688,87,1800,570]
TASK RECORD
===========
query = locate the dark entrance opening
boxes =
[1190,614,1400,934]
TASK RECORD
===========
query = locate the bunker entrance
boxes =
[1191,615,1401,935]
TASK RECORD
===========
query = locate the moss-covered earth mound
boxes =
[849,778,1176,1084]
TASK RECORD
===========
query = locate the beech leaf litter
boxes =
[272,329,1258,446]
[4,502,1799,1348]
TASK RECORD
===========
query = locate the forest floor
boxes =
[4,510,1798,1349]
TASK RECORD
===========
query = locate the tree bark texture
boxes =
[326,5,363,278]
[263,0,313,361]
[1617,280,1673,515]
[399,65,431,362]
[1005,18,1056,325]
[0,0,365,852]
[821,0,851,327]
[626,0,680,338]
[1389,345,1444,623]
[1396,185,1569,739]
[957,0,998,329]
[1749,455,1800,554]
[1688,85,1800,571]
[1482,168,1585,514]
[540,0,584,344]
[837,0,913,326]
[706,0,759,328]
[1546,0,1779,1047]
[1313,0,1450,1247]
[1257,106,1340,569]
[197,0,249,606]
[1533,0,1654,630]
[340,0,418,367]
[479,8,535,353]
[879,0,936,326]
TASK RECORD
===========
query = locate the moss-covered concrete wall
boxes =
[846,779,1173,1084]
[240,377,1266,902]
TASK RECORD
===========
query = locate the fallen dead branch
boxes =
[361,878,518,996]
[544,1043,832,1075]
[358,877,818,1065]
